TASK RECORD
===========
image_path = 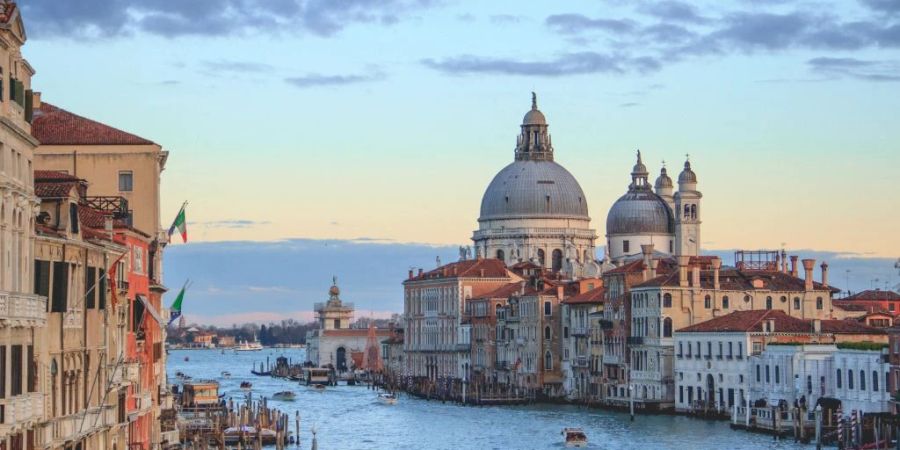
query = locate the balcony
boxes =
[40,405,117,446]
[0,291,47,327]
[571,327,589,337]
[0,393,44,434]
[573,356,589,368]
[626,336,644,345]
[599,319,614,330]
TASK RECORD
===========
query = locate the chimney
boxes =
[408,269,414,280]
[479,269,485,277]
[691,265,701,288]
[790,256,799,277]
[813,319,821,334]
[33,91,42,108]
[641,244,654,281]
[417,268,423,276]
[678,256,691,287]
[557,285,564,300]
[802,259,816,291]
[781,250,788,273]
[648,259,658,280]
[820,262,829,288]
[712,257,722,290]
[767,319,776,334]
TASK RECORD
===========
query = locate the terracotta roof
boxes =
[833,302,868,312]
[35,181,78,199]
[677,309,885,335]
[474,282,525,300]
[604,257,678,276]
[843,290,900,301]
[34,170,81,181]
[637,267,839,293]
[406,258,509,282]
[563,286,605,305]
[32,102,155,146]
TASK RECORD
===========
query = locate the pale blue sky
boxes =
[16,0,900,324]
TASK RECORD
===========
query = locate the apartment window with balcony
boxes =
[119,171,134,192]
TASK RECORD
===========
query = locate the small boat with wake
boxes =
[308,383,327,392]
[378,392,398,405]
[221,371,231,378]
[272,391,296,401]
[240,381,252,392]
[562,428,588,448]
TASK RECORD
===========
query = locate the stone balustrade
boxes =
[0,291,47,327]
[0,393,44,434]
[39,405,117,446]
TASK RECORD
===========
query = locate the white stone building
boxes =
[561,286,604,400]
[831,346,892,413]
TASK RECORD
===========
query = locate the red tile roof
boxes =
[474,282,525,300]
[604,257,678,276]
[637,267,838,293]
[35,181,78,199]
[563,286,605,305]
[677,309,885,335]
[34,170,81,181]
[32,102,155,146]
[843,290,900,301]
[406,258,510,282]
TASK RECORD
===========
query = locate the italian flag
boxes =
[168,203,187,243]
[167,284,185,326]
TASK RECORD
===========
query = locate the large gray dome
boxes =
[479,160,590,221]
[606,190,674,235]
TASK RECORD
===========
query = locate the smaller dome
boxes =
[329,285,340,296]
[655,167,673,189]
[678,160,697,184]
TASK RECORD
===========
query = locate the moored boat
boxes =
[562,428,587,448]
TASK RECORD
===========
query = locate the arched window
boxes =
[793,297,800,310]
[537,248,545,266]
[684,204,690,218]
[496,249,505,262]
[663,317,673,337]
[544,326,551,340]
[704,295,712,309]
[848,370,854,390]
[544,351,552,371]
[690,204,697,219]
[551,249,563,272]
[836,369,842,388]
[544,301,551,316]
[663,293,672,308]
[766,296,773,309]
[860,370,866,391]
[722,296,729,309]
[873,370,879,391]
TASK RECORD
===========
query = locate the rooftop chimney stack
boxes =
[691,265,701,288]
[712,257,722,290]
[641,244,654,281]
[813,319,822,334]
[648,259,659,279]
[408,269,414,280]
[418,268,424,276]
[790,256,799,277]
[802,259,816,291]
[781,250,788,273]
[678,255,691,287]
[820,262,829,288]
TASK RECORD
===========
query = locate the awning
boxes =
[137,295,164,325]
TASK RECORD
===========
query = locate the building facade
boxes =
[561,284,604,401]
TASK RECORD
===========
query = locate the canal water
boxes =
[168,349,811,450]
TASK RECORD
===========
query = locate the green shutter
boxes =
[15,80,24,107]
[24,89,32,122]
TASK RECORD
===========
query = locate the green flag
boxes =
[168,204,187,242]
[168,286,185,326]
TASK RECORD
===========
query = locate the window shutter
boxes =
[24,89,32,122]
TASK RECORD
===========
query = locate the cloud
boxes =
[861,0,900,15]
[246,285,295,293]
[490,14,523,25]
[620,102,640,108]
[190,219,272,229]
[545,14,637,35]
[637,1,708,24]
[284,71,385,88]
[21,0,439,39]
[202,60,275,74]
[807,56,900,81]
[422,52,661,77]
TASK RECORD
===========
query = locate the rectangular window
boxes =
[98,269,107,310]
[34,260,50,299]
[765,365,770,383]
[51,262,69,313]
[623,240,630,254]
[69,203,79,233]
[85,267,97,309]
[10,345,22,396]
[679,386,683,403]
[0,345,5,399]
[848,370,854,390]
[27,345,34,393]
[738,342,743,359]
[118,171,133,192]
[836,369,842,388]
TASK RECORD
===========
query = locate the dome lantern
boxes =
[515,92,553,162]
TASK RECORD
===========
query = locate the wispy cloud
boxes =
[620,102,640,108]
[422,52,660,77]
[189,219,272,229]
[807,57,900,81]
[202,59,275,74]
[284,71,386,88]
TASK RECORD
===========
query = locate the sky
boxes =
[16,0,900,324]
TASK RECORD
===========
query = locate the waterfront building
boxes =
[217,335,236,348]
[675,309,885,415]
[629,251,839,410]
[472,94,599,277]
[380,327,405,378]
[561,283,604,401]
[30,91,172,448]
[0,3,45,448]
[834,290,900,315]
[33,171,129,449]
[305,279,390,371]
[467,281,523,388]
[403,258,517,383]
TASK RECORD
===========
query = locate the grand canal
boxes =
[169,349,812,450]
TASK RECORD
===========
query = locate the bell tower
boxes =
[674,157,702,257]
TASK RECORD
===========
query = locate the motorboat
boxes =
[308,383,327,392]
[235,340,263,352]
[378,393,398,405]
[240,381,252,392]
[272,391,296,401]
[221,371,231,378]
[562,428,588,448]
